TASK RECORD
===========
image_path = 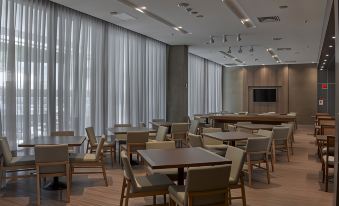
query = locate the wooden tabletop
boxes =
[137,147,231,169]
[18,136,86,147]
[235,123,277,131]
[149,122,173,127]
[107,127,156,134]
[203,131,261,141]
[210,114,296,124]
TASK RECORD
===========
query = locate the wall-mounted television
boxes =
[253,89,277,102]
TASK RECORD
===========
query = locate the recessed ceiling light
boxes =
[173,27,180,31]
[320,68,323,71]
[135,7,146,13]
[312,62,316,63]
[262,64,265,65]
[329,45,333,48]
[178,26,183,29]
[177,2,189,8]
[324,59,327,61]
[325,54,329,56]
[332,36,336,39]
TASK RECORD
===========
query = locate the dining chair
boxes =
[120,151,174,206]
[35,144,70,205]
[149,126,169,142]
[0,137,35,188]
[168,123,189,148]
[120,131,149,164]
[257,129,274,171]
[236,122,252,134]
[145,141,181,181]
[225,145,246,206]
[322,135,335,192]
[138,122,146,128]
[70,136,108,186]
[287,112,297,129]
[187,134,225,156]
[169,165,231,206]
[272,126,290,162]
[151,119,166,129]
[244,137,271,186]
[85,127,116,166]
[227,124,237,132]
[281,123,295,155]
[188,120,199,135]
[114,124,132,163]
[201,127,228,150]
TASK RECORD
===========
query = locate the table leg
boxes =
[43,177,67,190]
[177,168,185,185]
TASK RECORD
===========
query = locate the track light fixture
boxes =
[238,46,243,53]
[209,35,215,44]
[237,34,242,41]
[227,46,232,53]
[223,35,228,43]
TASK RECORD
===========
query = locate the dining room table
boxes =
[18,135,86,191]
[202,131,262,146]
[235,123,277,132]
[107,127,157,134]
[137,147,231,185]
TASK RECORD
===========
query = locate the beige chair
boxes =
[188,120,200,135]
[244,137,271,186]
[281,123,295,155]
[202,127,228,151]
[287,112,297,129]
[272,127,290,162]
[35,144,70,205]
[257,129,274,171]
[121,131,149,164]
[169,165,231,206]
[145,141,182,181]
[114,124,132,162]
[227,124,237,132]
[120,151,174,206]
[236,122,252,134]
[226,146,246,206]
[168,123,189,148]
[70,136,108,186]
[86,127,116,166]
[322,135,335,192]
[149,126,169,142]
[151,119,166,129]
[187,134,225,156]
[0,137,35,188]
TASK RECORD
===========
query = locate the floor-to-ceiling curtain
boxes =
[0,0,167,149]
[188,53,222,117]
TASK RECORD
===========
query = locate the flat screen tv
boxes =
[253,89,277,102]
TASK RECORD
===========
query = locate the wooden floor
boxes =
[0,125,334,205]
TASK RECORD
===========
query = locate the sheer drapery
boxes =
[0,0,167,149]
[188,53,222,117]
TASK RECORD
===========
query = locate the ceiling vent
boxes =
[277,47,292,51]
[219,51,235,59]
[257,16,280,23]
[111,12,136,21]
[224,63,238,67]
[273,37,283,41]
[285,60,296,63]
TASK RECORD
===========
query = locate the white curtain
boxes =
[0,0,167,149]
[188,53,222,117]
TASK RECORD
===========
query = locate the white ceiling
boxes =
[51,0,328,66]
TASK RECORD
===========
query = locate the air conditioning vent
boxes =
[277,48,292,51]
[257,16,280,23]
[219,51,235,59]
[273,37,283,41]
[224,63,238,67]
[285,60,296,63]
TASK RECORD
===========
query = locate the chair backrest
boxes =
[95,136,106,161]
[127,131,149,144]
[51,131,74,136]
[227,124,237,132]
[281,123,294,138]
[86,127,97,146]
[152,119,166,123]
[146,141,176,149]
[121,151,137,189]
[246,137,271,153]
[34,144,69,174]
[321,125,335,135]
[188,120,199,134]
[225,146,245,183]
[171,123,189,133]
[155,126,169,141]
[202,127,222,133]
[272,127,289,141]
[257,129,273,139]
[114,123,132,128]
[187,134,204,148]
[0,137,12,166]
[185,165,231,205]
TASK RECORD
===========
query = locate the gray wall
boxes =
[166,45,188,122]
[222,68,244,113]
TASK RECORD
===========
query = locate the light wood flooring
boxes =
[0,125,334,205]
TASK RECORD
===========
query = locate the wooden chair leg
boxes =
[163,194,166,204]
[66,164,70,203]
[102,165,108,186]
[265,159,270,184]
[286,142,290,162]
[325,163,329,192]
[240,175,246,206]
[153,195,156,205]
[120,178,126,206]
[247,154,252,186]
[228,188,232,205]
[124,183,131,206]
[110,146,114,167]
[270,154,275,172]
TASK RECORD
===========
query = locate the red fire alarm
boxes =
[321,83,328,89]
